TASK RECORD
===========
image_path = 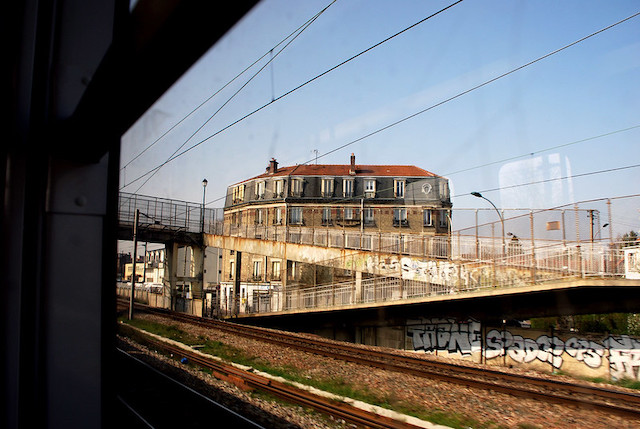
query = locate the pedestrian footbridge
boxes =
[117,192,640,318]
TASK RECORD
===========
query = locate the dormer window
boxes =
[321,178,334,197]
[394,180,405,198]
[343,178,354,198]
[291,178,303,197]
[274,180,284,198]
[255,181,265,199]
[439,180,450,200]
[364,179,376,198]
[232,184,245,203]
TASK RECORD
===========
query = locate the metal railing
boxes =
[119,192,221,233]
[118,193,639,316]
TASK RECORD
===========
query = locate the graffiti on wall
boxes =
[407,318,482,356]
[401,258,466,286]
[604,335,640,380]
[366,256,400,275]
[484,330,598,370]
[408,320,640,380]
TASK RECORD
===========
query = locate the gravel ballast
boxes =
[120,314,640,429]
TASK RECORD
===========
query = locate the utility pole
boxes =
[128,209,140,320]
[142,241,148,284]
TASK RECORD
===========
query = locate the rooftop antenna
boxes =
[312,149,318,164]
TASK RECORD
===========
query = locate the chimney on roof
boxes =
[349,153,356,175]
[267,158,278,174]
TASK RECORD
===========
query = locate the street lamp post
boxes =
[128,208,140,320]
[201,179,208,316]
[472,192,505,257]
[202,178,208,233]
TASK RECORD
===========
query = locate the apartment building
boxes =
[219,154,452,313]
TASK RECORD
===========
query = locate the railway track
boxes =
[119,323,423,429]
[120,301,640,419]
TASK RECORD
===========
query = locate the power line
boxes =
[173,120,640,219]
[302,11,640,166]
[443,124,640,177]
[120,1,337,172]
[192,124,640,212]
[453,163,640,199]
[120,0,465,191]
[124,8,640,205]
[123,6,330,195]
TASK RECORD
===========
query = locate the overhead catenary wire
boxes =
[119,120,640,219]
[120,0,466,192]
[140,124,640,233]
[194,126,640,212]
[442,124,640,177]
[120,0,337,172]
[452,163,640,199]
[121,8,640,220]
[299,10,640,167]
[129,7,639,192]
[121,1,337,194]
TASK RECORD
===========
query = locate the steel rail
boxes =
[120,301,640,419]
[119,323,422,429]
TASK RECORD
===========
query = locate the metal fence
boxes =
[117,193,639,316]
[262,242,631,314]
[119,192,221,233]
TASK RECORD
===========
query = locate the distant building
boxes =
[123,247,222,290]
[219,154,451,313]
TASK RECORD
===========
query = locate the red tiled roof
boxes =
[235,163,439,185]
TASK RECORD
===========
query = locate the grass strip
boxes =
[118,317,518,429]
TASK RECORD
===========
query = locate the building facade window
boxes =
[274,180,284,198]
[343,178,354,197]
[321,178,334,197]
[291,178,303,197]
[229,261,234,279]
[256,181,265,199]
[393,208,408,226]
[423,209,433,226]
[364,179,376,198]
[439,180,449,200]
[231,211,242,226]
[344,207,355,220]
[439,209,448,228]
[252,260,262,280]
[255,208,264,225]
[289,207,303,224]
[232,184,245,203]
[274,207,283,224]
[364,208,374,225]
[271,260,281,280]
[394,180,405,198]
[322,207,332,225]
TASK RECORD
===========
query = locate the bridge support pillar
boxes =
[234,251,242,317]
[190,245,204,299]
[280,259,288,312]
[164,242,205,314]
[165,242,180,310]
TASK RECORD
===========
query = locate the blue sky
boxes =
[120,0,640,234]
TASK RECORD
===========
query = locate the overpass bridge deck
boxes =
[117,192,640,318]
